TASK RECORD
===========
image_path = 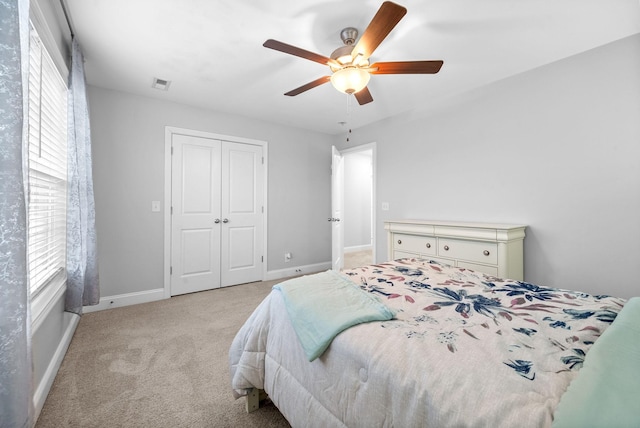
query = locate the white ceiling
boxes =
[64,0,640,135]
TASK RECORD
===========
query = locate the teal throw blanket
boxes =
[552,296,640,428]
[274,270,396,361]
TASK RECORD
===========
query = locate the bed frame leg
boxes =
[246,388,264,413]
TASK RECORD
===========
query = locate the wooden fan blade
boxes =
[264,39,333,66]
[284,76,331,96]
[354,87,374,105]
[351,1,407,60]
[370,60,444,74]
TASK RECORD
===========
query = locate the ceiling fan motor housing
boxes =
[330,45,354,67]
[331,27,361,68]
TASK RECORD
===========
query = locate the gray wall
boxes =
[88,86,332,297]
[336,34,640,299]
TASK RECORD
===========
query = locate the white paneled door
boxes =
[220,142,264,286]
[171,134,263,296]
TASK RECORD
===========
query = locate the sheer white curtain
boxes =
[66,37,100,314]
[0,0,34,426]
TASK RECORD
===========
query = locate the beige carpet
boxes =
[36,280,291,428]
[344,249,373,269]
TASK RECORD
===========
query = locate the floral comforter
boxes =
[230,259,626,427]
[344,259,625,382]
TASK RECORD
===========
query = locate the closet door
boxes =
[220,142,263,287]
[171,134,222,295]
[170,134,264,296]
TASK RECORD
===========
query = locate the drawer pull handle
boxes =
[397,239,402,245]
[444,245,449,251]
[483,250,490,256]
[426,243,431,248]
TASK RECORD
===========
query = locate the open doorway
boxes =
[341,144,375,269]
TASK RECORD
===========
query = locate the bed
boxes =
[229,258,638,427]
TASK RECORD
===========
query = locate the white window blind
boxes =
[27,26,68,297]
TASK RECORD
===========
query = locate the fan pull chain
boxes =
[346,94,353,143]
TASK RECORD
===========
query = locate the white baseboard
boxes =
[83,288,166,313]
[33,311,79,421]
[265,261,331,281]
[344,245,373,253]
[86,264,334,313]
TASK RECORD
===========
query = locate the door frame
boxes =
[337,142,377,265]
[163,126,268,298]
[331,146,345,270]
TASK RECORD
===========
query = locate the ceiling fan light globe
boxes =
[330,67,370,95]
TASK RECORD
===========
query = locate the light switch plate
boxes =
[151,201,161,212]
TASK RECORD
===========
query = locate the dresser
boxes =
[385,220,527,280]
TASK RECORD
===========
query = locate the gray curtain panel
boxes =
[0,0,34,426]
[66,37,100,314]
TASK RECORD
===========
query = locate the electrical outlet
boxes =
[284,252,292,262]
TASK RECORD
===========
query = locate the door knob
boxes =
[214,218,220,224]
[222,218,229,223]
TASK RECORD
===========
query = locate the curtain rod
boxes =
[59,0,74,38]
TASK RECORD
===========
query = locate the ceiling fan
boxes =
[263,1,443,105]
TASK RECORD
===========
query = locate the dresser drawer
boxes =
[394,250,420,259]
[438,239,497,265]
[394,234,437,256]
[429,256,456,267]
[457,261,498,276]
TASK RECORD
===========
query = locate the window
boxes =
[27,24,68,297]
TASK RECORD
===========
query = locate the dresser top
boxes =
[384,219,527,231]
